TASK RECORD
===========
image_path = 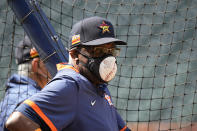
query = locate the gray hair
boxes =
[17,61,32,77]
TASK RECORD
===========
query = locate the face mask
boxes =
[77,51,117,82]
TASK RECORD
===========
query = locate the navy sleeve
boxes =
[116,111,126,129]
[16,75,79,131]
[16,104,50,130]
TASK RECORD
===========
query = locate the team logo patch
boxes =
[72,34,80,45]
[104,94,113,106]
[99,21,110,34]
[30,48,39,58]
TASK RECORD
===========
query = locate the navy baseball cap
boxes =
[69,16,127,49]
[15,36,39,64]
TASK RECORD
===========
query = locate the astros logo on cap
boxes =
[99,21,110,34]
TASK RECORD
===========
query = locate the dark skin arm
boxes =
[5,111,41,131]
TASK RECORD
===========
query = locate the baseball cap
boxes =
[69,16,127,49]
[15,36,39,65]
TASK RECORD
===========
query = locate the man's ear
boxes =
[69,50,78,59]
[69,50,79,65]
[31,58,39,73]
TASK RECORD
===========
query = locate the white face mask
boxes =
[99,56,117,82]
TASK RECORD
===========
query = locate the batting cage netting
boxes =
[1,0,197,130]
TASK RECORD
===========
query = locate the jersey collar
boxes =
[56,63,79,73]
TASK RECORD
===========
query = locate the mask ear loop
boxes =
[74,48,93,68]
[75,48,91,59]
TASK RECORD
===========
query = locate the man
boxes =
[0,36,51,130]
[5,16,131,131]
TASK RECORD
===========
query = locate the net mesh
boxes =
[1,0,197,130]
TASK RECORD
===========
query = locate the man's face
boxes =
[38,60,51,80]
[34,58,51,83]
[75,43,119,85]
